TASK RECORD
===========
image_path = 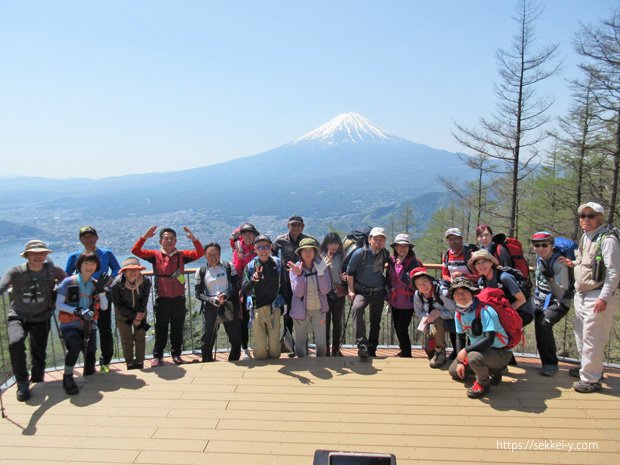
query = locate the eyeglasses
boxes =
[579,214,598,219]
[255,245,271,251]
[532,242,551,248]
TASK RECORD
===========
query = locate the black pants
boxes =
[153,296,186,359]
[62,324,97,370]
[326,295,345,354]
[8,318,50,383]
[534,300,569,366]
[201,303,242,361]
[351,293,385,354]
[98,298,114,365]
[391,307,414,357]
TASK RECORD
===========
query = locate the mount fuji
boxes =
[0,113,475,224]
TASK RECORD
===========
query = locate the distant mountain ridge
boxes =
[0,113,475,223]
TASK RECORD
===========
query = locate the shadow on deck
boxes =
[1,349,619,465]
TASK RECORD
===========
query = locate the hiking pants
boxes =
[8,318,50,383]
[326,295,345,355]
[252,305,281,359]
[62,324,97,371]
[200,303,242,362]
[391,307,414,357]
[351,293,385,354]
[574,288,620,383]
[153,296,186,359]
[115,313,147,366]
[98,294,114,365]
[293,307,327,357]
[533,299,569,367]
[448,348,512,385]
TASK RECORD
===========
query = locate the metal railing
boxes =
[1,265,619,390]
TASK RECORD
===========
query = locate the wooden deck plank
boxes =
[1,351,618,465]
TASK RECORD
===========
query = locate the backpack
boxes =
[341,226,371,273]
[441,243,478,268]
[493,234,530,279]
[456,287,524,350]
[588,226,620,283]
[553,237,578,261]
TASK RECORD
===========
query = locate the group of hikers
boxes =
[1,201,618,402]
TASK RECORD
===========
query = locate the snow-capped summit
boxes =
[293,112,398,146]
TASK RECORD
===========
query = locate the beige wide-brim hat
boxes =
[20,240,53,257]
[391,233,414,248]
[467,249,499,272]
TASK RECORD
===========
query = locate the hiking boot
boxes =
[83,358,96,376]
[30,373,44,383]
[150,358,162,368]
[489,369,503,386]
[127,362,144,370]
[541,364,559,377]
[99,364,110,374]
[16,382,31,402]
[332,348,343,357]
[243,348,252,359]
[358,345,369,360]
[467,380,490,399]
[63,374,79,395]
[573,380,602,393]
[568,366,580,378]
[368,348,376,357]
[429,349,446,368]
[172,356,185,365]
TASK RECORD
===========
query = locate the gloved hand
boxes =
[93,273,110,293]
[541,263,555,279]
[74,308,94,321]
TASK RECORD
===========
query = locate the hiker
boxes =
[195,242,242,362]
[65,226,120,373]
[530,232,573,377]
[468,249,534,326]
[132,226,204,367]
[56,252,108,395]
[231,222,259,359]
[320,232,346,356]
[447,277,512,399]
[475,224,514,268]
[346,227,390,359]
[0,240,66,401]
[289,238,331,357]
[441,228,478,282]
[411,268,457,366]
[386,234,422,358]
[110,257,151,370]
[562,202,620,393]
[272,215,309,349]
[242,235,285,360]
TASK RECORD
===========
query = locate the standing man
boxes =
[0,241,66,401]
[272,216,308,348]
[132,226,204,367]
[65,226,120,373]
[243,235,285,359]
[562,202,620,393]
[346,227,390,359]
[442,228,478,282]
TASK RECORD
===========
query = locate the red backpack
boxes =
[493,234,530,279]
[457,288,524,350]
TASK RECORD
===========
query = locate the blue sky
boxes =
[1,0,617,179]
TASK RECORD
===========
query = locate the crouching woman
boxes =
[447,277,512,399]
[55,252,108,395]
[110,257,151,370]
[289,238,331,357]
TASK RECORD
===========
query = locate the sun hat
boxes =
[530,231,554,244]
[447,276,480,299]
[444,228,463,238]
[467,249,499,271]
[119,256,146,273]
[239,223,259,235]
[391,233,414,248]
[295,237,320,255]
[577,202,604,215]
[20,240,53,257]
[369,227,387,238]
[410,267,435,289]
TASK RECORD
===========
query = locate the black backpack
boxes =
[341,226,371,273]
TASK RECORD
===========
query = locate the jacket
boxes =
[289,261,332,320]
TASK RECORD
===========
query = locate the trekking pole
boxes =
[52,311,67,356]
[341,298,353,348]
[0,385,5,418]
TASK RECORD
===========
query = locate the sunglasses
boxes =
[255,245,271,251]
[579,214,598,219]
[532,242,551,248]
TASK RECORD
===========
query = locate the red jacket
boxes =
[231,238,256,277]
[132,237,204,298]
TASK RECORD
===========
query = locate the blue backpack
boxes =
[553,237,578,260]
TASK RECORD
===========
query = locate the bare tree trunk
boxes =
[609,103,620,226]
